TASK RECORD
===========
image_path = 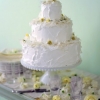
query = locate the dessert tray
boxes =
[0,69,100,100]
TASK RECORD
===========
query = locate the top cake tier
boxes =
[39,0,62,20]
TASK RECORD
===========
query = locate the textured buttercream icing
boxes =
[31,16,72,44]
[39,0,62,20]
[21,0,81,68]
[21,37,81,68]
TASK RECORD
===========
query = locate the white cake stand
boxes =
[21,59,82,85]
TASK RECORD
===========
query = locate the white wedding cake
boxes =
[21,0,81,69]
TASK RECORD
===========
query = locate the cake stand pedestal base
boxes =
[21,59,81,85]
[40,71,61,85]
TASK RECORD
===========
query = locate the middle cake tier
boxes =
[31,17,72,44]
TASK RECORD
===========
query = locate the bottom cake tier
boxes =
[22,39,81,68]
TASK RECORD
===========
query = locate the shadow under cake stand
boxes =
[21,59,82,85]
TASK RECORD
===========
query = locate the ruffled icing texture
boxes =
[39,0,62,20]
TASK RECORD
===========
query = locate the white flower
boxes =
[86,87,95,95]
[65,83,70,91]
[41,93,51,100]
[91,80,98,89]
[32,75,40,82]
[82,88,86,95]
[17,76,25,83]
[1,73,6,79]
[82,83,87,88]
[61,94,70,100]
[0,76,6,83]
[20,82,28,89]
[60,87,68,94]
[98,89,100,95]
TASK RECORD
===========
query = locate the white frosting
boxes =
[91,80,99,89]
[39,0,62,20]
[31,19,72,43]
[21,0,82,69]
[20,83,28,89]
[21,39,81,68]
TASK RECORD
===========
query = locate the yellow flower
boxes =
[84,94,97,100]
[47,40,52,45]
[52,0,56,2]
[62,77,70,84]
[66,70,71,72]
[25,33,29,37]
[46,19,51,22]
[83,77,92,85]
[35,98,40,100]
[52,95,61,100]
[71,36,75,40]
[24,33,30,40]
[40,18,45,22]
[33,82,41,89]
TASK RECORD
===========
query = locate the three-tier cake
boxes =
[21,0,81,68]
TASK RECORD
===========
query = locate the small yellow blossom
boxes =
[84,94,97,100]
[52,0,56,2]
[52,95,61,100]
[62,77,70,84]
[71,36,75,40]
[47,40,52,45]
[25,34,29,37]
[46,19,51,22]
[35,98,40,100]
[40,18,45,22]
[33,82,41,89]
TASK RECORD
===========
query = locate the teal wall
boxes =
[0,0,100,75]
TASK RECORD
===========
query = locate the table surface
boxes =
[0,68,100,100]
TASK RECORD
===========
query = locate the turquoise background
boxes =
[0,0,100,78]
[0,96,6,100]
